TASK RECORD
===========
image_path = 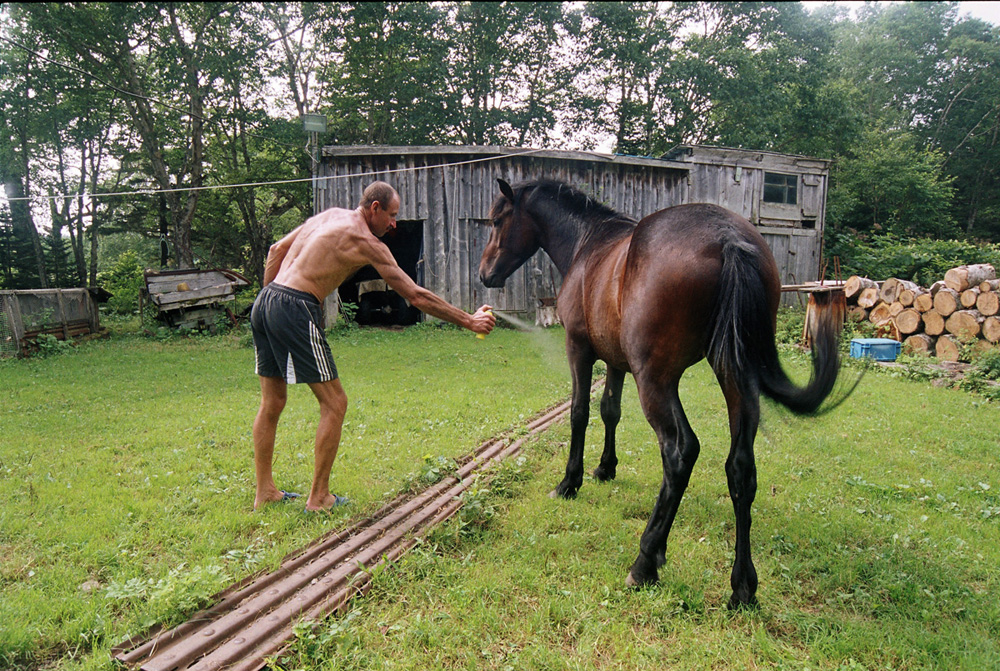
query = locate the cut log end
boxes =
[945,310,984,340]
[935,334,962,362]
[933,288,960,317]
[845,275,878,301]
[944,264,996,293]
[976,290,999,317]
[857,287,881,309]
[902,333,935,356]
[894,308,923,335]
[983,316,1000,344]
[922,311,946,337]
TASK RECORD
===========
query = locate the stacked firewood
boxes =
[844,264,999,361]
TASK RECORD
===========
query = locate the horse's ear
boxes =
[497,178,515,202]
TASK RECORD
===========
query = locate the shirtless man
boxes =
[251,181,495,511]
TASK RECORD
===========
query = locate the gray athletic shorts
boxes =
[251,283,338,384]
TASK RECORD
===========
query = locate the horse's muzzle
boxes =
[480,271,502,288]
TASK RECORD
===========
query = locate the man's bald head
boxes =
[359,181,399,211]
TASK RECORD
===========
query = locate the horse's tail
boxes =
[707,233,842,415]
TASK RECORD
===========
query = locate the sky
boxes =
[958,1,1000,23]
[802,1,1000,24]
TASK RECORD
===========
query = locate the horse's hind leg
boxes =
[719,380,761,609]
[593,365,626,482]
[551,340,596,499]
[626,377,699,587]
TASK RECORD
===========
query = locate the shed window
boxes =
[763,172,797,205]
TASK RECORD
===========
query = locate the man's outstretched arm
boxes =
[372,251,495,334]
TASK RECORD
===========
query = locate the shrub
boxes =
[825,233,1000,286]
[100,251,146,315]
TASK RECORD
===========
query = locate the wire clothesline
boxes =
[2,148,553,204]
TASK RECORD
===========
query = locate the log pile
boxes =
[844,264,999,362]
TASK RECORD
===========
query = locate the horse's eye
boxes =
[492,218,502,228]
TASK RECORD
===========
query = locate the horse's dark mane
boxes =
[518,179,637,240]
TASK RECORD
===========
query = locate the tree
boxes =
[564,2,681,154]
[19,3,253,269]
[922,17,1000,238]
[0,20,49,287]
[826,126,957,239]
[829,2,1000,238]
[202,5,310,285]
[444,2,578,146]
[317,2,452,145]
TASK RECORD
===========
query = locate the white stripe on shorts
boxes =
[286,352,297,384]
[309,321,332,380]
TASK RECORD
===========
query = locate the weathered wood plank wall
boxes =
[675,145,829,292]
[316,146,829,315]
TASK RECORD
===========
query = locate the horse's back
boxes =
[619,203,779,377]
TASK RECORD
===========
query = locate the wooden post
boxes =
[86,289,100,334]
[56,290,70,340]
[9,294,26,354]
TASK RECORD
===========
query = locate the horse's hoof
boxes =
[727,592,760,611]
[550,482,578,499]
[592,465,616,482]
[625,569,657,589]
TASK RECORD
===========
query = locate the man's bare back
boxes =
[270,207,383,302]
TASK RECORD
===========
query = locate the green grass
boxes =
[277,351,1000,671]
[0,323,570,671]
[2,323,999,670]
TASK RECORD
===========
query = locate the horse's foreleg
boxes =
[551,343,596,499]
[721,383,761,609]
[593,366,626,482]
[627,380,699,587]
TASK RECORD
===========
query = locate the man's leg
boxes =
[253,375,288,510]
[305,378,348,511]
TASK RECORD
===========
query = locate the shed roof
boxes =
[664,144,831,170]
[321,145,692,172]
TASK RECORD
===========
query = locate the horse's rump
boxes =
[619,204,772,377]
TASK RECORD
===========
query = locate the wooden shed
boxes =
[0,288,101,356]
[663,144,830,290]
[316,145,830,323]
[143,268,250,330]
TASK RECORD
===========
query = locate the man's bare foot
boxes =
[254,489,301,510]
[304,493,350,512]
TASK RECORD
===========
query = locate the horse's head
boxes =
[479,178,542,288]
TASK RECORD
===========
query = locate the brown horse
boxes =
[479,178,844,609]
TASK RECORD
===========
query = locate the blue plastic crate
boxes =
[850,338,902,361]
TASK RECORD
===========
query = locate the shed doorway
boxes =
[339,220,423,326]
